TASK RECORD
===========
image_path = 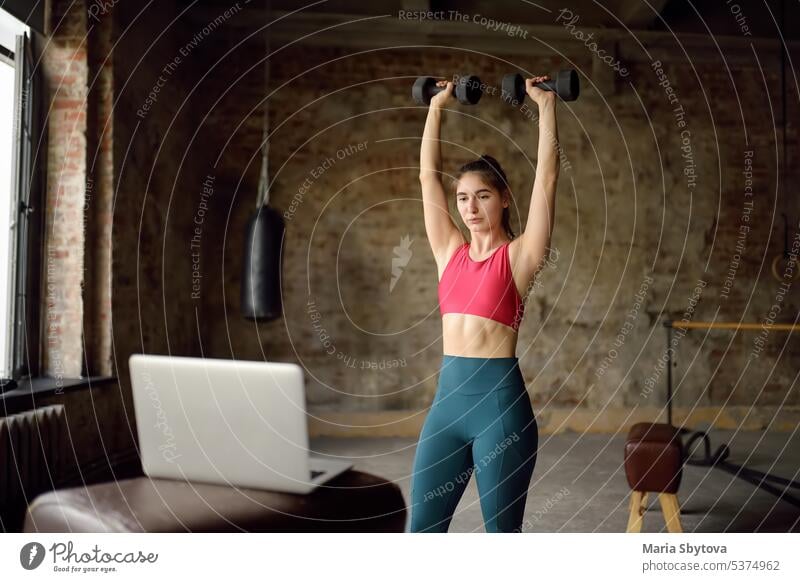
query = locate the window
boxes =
[0,45,14,377]
[0,9,33,382]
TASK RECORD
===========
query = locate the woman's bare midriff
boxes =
[442,313,518,358]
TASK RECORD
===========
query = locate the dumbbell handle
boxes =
[413,75,483,106]
[536,78,560,93]
[502,70,579,104]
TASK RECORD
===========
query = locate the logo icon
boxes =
[20,542,46,570]
[389,234,414,293]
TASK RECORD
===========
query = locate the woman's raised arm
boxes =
[420,81,461,265]
[520,76,560,275]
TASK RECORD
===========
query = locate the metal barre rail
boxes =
[660,319,798,425]
[659,318,800,509]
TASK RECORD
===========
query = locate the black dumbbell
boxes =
[412,75,484,106]
[501,70,580,104]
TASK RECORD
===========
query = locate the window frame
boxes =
[3,29,44,383]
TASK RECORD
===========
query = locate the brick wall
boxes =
[39,3,800,443]
[187,39,799,419]
[109,0,213,451]
[37,0,126,469]
[83,3,114,377]
[41,0,87,379]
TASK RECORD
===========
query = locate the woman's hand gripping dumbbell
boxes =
[412,75,484,107]
[501,70,580,106]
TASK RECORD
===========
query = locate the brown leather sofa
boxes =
[23,470,407,532]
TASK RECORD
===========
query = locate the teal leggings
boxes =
[409,355,538,532]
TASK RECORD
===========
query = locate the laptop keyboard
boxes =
[310,469,326,479]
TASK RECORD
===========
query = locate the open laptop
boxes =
[128,354,352,494]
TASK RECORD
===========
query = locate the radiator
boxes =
[0,405,68,511]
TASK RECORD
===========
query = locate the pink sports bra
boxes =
[438,241,525,331]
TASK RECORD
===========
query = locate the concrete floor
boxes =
[311,429,800,532]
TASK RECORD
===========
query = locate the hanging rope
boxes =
[257,0,271,208]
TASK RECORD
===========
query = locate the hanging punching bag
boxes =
[241,0,284,322]
[241,205,284,321]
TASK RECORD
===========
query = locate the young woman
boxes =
[409,75,559,532]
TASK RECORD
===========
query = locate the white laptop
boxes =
[128,354,352,494]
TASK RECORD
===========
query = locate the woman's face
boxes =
[455,172,507,234]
